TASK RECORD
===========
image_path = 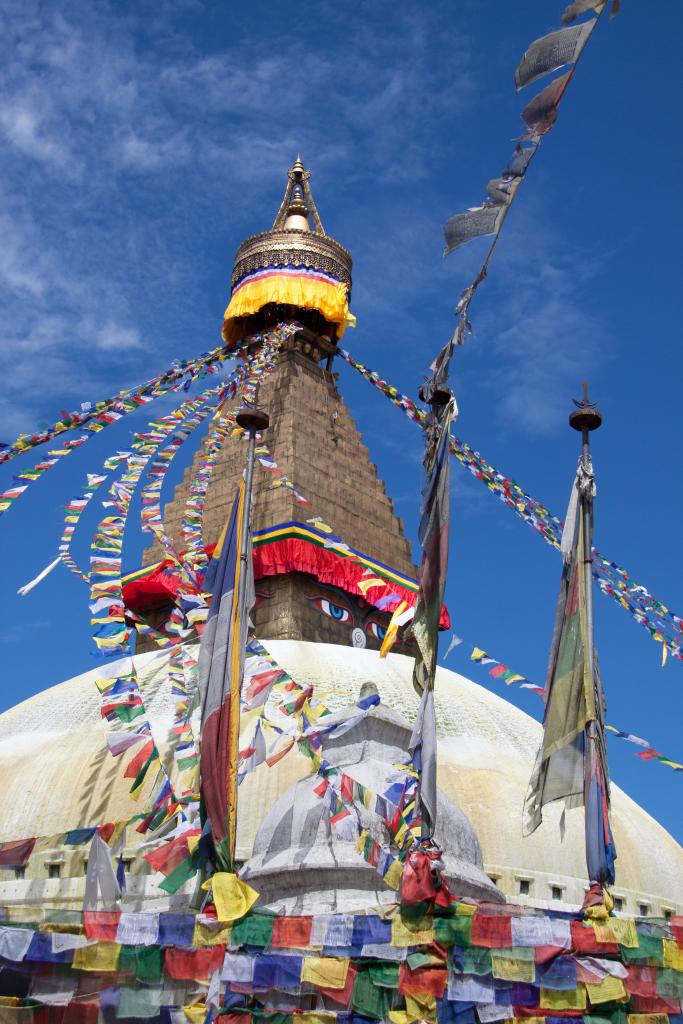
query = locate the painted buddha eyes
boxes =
[315,598,351,623]
[367,621,387,641]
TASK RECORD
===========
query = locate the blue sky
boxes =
[0,0,681,848]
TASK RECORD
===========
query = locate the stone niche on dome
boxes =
[240,683,504,914]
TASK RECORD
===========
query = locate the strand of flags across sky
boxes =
[440,635,683,773]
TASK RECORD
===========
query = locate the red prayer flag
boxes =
[143,830,199,876]
[83,911,121,941]
[630,994,681,1014]
[0,837,36,867]
[570,920,618,953]
[627,965,658,998]
[64,1001,99,1024]
[272,915,313,949]
[399,962,447,998]
[244,669,281,702]
[534,944,569,964]
[123,738,155,779]
[470,913,512,948]
[164,945,225,980]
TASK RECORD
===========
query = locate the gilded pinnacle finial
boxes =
[292,153,305,178]
[270,155,326,234]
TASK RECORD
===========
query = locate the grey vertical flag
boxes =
[443,204,507,255]
[502,144,537,179]
[84,833,121,910]
[486,177,522,205]
[515,20,595,91]
[409,686,438,837]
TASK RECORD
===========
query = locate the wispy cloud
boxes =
[461,199,612,435]
[0,0,478,437]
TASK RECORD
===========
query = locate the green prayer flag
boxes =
[462,946,493,976]
[620,933,663,964]
[117,985,163,1018]
[231,911,276,948]
[130,751,156,793]
[369,963,400,988]
[657,968,683,998]
[352,970,389,1021]
[158,854,199,895]
[434,915,470,948]
[115,705,146,724]
[584,1011,627,1024]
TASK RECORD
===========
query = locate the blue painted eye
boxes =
[368,621,387,640]
[315,598,351,623]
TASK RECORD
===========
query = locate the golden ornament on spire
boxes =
[222,157,354,347]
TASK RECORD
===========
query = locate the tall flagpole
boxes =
[228,403,269,868]
[568,381,616,895]
[235,405,269,605]
[569,382,602,731]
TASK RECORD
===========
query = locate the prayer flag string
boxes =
[0,332,261,467]
[340,348,683,663]
[442,2,613,350]
[463,642,683,773]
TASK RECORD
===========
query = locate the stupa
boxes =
[1,159,681,924]
[1,155,683,1024]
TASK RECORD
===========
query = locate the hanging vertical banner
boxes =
[198,481,254,871]
[525,450,616,887]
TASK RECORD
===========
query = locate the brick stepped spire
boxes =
[144,159,417,649]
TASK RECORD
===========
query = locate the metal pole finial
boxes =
[569,379,602,433]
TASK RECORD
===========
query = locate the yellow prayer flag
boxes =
[380,601,408,658]
[357,576,385,595]
[455,902,477,916]
[301,956,350,989]
[586,977,627,1004]
[383,859,404,891]
[192,919,232,947]
[391,915,435,947]
[203,871,259,923]
[72,941,121,972]
[183,1006,209,1024]
[471,647,487,661]
[627,1014,669,1024]
[308,519,334,534]
[405,992,437,1021]
[593,917,638,948]
[491,952,536,983]
[540,986,586,1011]
[37,922,84,934]
[293,1014,338,1024]
[388,1013,411,1024]
[663,938,683,971]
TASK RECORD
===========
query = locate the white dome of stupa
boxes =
[0,639,680,918]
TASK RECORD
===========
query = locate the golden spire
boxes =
[272,155,325,235]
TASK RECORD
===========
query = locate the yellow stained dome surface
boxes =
[0,640,681,915]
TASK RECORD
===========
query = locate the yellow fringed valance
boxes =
[222,271,355,342]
